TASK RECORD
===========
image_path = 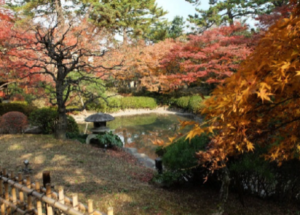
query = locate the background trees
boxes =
[186,0,289,32]
[146,16,186,43]
[156,23,252,93]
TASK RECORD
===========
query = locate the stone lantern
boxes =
[84,112,115,144]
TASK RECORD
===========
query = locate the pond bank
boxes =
[72,107,202,170]
[71,107,202,123]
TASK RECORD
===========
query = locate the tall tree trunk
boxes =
[55,72,67,139]
[227,8,234,26]
[213,166,230,215]
[55,109,67,139]
[55,0,64,25]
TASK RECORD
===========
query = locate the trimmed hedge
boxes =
[87,96,158,112]
[175,96,190,109]
[120,97,157,109]
[174,95,209,113]
[0,103,36,116]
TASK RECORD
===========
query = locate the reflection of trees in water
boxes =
[115,120,187,159]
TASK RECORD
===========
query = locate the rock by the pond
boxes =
[133,152,155,169]
[123,147,137,154]
[24,125,43,134]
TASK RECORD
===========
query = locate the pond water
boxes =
[79,113,198,159]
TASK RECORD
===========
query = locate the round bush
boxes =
[175,96,190,109]
[0,111,28,134]
[188,95,203,113]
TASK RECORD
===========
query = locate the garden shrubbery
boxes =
[229,147,300,201]
[120,96,157,109]
[153,133,300,202]
[0,111,28,134]
[153,134,210,187]
[174,95,209,113]
[175,96,190,110]
[29,108,79,134]
[0,102,36,116]
[87,96,158,112]
[96,131,123,148]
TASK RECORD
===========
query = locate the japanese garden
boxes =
[0,0,300,214]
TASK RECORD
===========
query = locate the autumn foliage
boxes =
[159,24,252,87]
[110,24,252,93]
[174,2,300,172]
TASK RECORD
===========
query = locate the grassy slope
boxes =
[0,135,296,215]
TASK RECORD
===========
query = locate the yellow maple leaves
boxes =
[256,88,273,103]
[171,2,300,171]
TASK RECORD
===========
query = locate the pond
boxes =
[79,113,198,159]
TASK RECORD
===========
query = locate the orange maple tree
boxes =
[160,1,300,172]
[103,39,178,92]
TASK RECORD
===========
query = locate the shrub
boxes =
[151,171,184,188]
[174,96,210,112]
[86,97,121,113]
[66,132,88,143]
[228,147,300,201]
[120,97,157,109]
[29,108,57,134]
[67,115,79,134]
[0,111,28,134]
[0,103,36,116]
[87,96,157,112]
[175,96,190,109]
[29,108,79,134]
[162,134,210,170]
[152,134,210,187]
[188,95,204,113]
[96,131,123,148]
[152,134,209,187]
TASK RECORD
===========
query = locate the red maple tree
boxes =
[159,23,252,88]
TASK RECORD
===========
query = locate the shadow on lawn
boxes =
[0,134,298,215]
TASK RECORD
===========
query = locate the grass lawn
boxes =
[0,134,297,215]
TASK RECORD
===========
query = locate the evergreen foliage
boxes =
[187,0,289,32]
[29,108,79,134]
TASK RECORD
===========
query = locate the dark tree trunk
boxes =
[215,166,231,215]
[227,8,234,26]
[55,69,67,139]
[55,110,67,139]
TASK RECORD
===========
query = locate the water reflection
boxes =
[79,113,196,159]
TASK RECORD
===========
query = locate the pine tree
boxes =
[88,0,167,44]
[187,0,289,31]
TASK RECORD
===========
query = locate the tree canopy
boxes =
[187,0,289,31]
[177,1,300,172]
